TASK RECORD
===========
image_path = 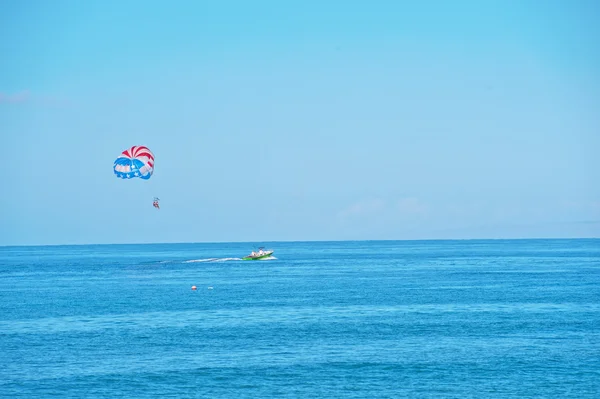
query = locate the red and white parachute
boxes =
[113,145,155,180]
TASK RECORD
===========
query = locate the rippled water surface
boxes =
[1,239,599,398]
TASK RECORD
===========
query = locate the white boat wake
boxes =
[184,256,277,263]
[184,257,242,263]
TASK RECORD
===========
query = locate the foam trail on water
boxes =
[184,257,242,263]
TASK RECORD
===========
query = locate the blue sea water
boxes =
[0,239,599,398]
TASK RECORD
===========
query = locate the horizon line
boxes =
[1,236,599,248]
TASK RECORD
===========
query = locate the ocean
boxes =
[0,239,599,398]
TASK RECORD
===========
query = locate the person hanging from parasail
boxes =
[153,197,160,210]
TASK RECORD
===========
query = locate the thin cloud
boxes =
[337,197,429,222]
[337,198,385,219]
[396,197,428,215]
[560,200,600,219]
[0,91,75,108]
[0,90,30,104]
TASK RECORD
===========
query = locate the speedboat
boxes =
[242,247,274,260]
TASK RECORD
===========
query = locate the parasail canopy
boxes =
[113,145,155,180]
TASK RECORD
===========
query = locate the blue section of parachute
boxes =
[113,157,152,179]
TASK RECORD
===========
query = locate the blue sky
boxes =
[1,0,599,245]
